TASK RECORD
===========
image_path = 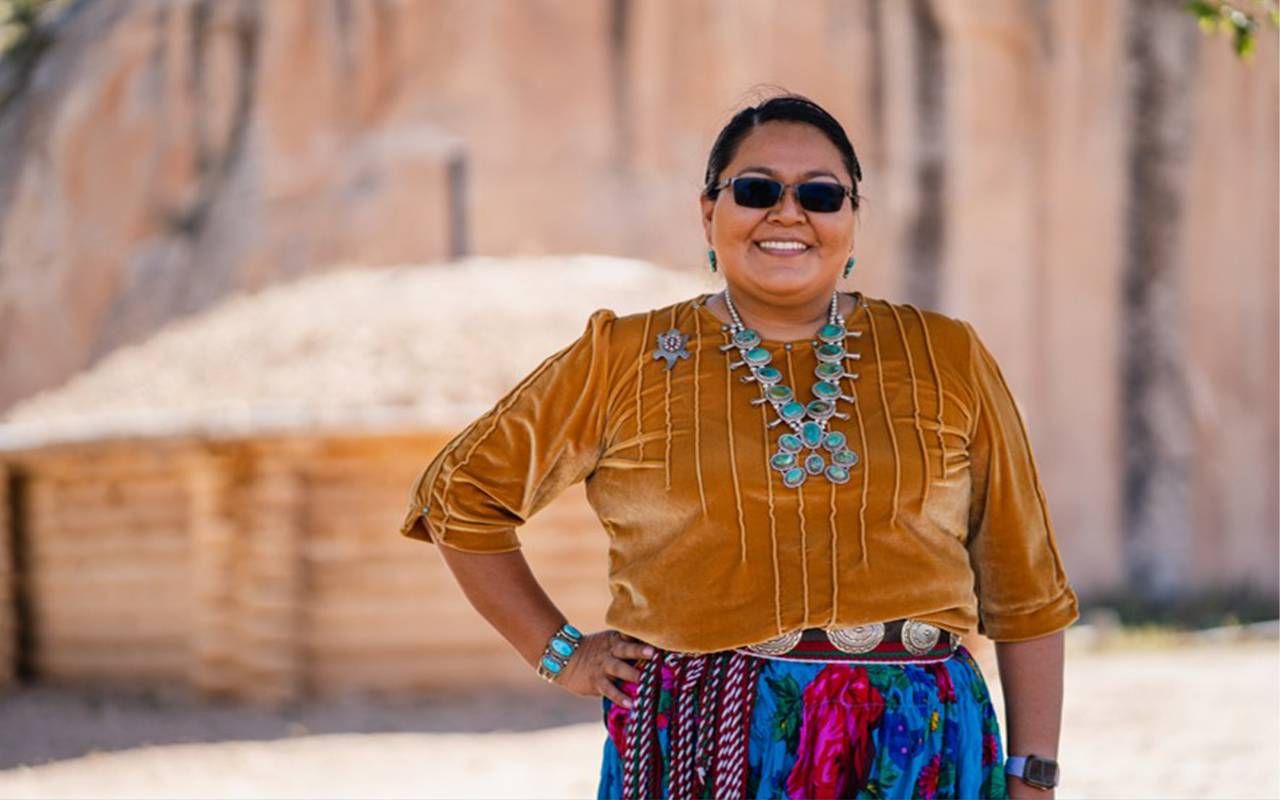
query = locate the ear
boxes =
[700,192,716,244]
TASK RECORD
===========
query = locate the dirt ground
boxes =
[0,635,1275,799]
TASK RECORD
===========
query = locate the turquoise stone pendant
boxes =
[782,467,807,488]
[770,452,797,470]
[825,465,851,484]
[813,381,840,400]
[723,288,864,491]
[833,449,859,467]
[801,421,824,448]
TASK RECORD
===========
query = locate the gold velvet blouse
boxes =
[400,292,1079,653]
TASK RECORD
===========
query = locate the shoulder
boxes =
[859,295,976,363]
[565,296,709,373]
[602,295,707,343]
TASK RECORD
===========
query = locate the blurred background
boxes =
[0,0,1275,797]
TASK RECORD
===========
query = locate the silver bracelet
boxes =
[535,623,583,682]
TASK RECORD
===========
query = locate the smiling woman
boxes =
[400,92,1076,799]
[699,117,860,332]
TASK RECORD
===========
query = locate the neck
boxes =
[719,285,841,341]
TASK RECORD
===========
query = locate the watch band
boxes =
[1005,754,1060,789]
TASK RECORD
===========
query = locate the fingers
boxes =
[610,635,657,663]
[604,632,656,686]
[604,654,644,685]
[552,630,660,706]
[598,674,634,708]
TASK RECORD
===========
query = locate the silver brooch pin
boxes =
[652,327,691,369]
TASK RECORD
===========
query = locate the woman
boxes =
[400,94,1077,799]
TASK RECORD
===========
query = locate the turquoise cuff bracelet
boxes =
[536,622,584,683]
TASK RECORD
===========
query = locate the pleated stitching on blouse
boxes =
[846,298,873,568]
[692,304,709,516]
[723,334,749,562]
[634,311,654,460]
[908,303,948,480]
[759,401,784,636]
[866,300,902,526]
[888,303,930,509]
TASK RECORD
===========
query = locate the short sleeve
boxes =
[963,321,1079,641]
[399,308,617,553]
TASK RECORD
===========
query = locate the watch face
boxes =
[1026,757,1059,788]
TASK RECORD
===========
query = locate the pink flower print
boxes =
[913,753,942,799]
[982,732,999,766]
[605,680,639,761]
[783,665,885,799]
[926,662,957,704]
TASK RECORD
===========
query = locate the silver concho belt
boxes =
[740,619,957,662]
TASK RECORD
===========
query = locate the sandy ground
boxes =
[0,637,1275,799]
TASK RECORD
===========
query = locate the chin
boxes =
[741,264,832,299]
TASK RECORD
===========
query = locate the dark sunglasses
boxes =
[714,176,855,213]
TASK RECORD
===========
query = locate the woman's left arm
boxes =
[995,630,1065,798]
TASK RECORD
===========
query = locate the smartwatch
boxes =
[1005,754,1059,790]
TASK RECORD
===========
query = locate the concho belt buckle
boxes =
[826,621,887,654]
[900,619,944,656]
[826,619,954,657]
[744,629,803,657]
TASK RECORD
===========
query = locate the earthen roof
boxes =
[0,256,710,450]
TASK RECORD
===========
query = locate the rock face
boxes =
[0,0,1275,600]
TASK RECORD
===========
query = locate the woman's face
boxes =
[700,121,857,303]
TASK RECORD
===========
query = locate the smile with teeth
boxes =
[757,240,810,253]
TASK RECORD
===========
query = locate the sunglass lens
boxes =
[732,177,783,208]
[796,183,846,213]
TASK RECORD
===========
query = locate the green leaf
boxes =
[939,760,957,789]
[1186,0,1220,18]
[765,673,803,703]
[879,761,901,787]
[766,674,804,752]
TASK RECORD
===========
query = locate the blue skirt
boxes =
[597,644,1006,799]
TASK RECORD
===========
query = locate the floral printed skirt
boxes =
[596,644,1006,799]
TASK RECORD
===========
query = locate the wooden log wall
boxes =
[298,435,611,695]
[2,431,615,701]
[23,445,193,682]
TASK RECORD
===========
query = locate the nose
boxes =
[768,184,806,223]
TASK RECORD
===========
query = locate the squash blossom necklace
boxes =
[722,287,862,488]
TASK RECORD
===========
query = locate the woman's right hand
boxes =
[552,629,656,708]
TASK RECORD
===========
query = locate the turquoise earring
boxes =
[843,256,856,279]
[708,249,718,272]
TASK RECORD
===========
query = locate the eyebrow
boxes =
[735,165,842,181]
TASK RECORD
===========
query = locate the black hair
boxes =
[702,92,863,210]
